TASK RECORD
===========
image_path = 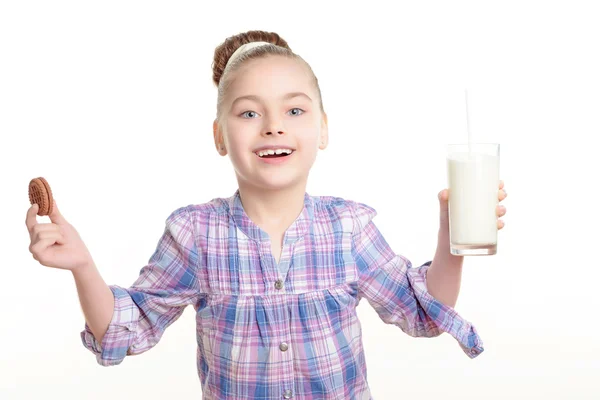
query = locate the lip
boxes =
[253,145,296,153]
[255,150,295,165]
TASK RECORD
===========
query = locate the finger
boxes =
[26,204,39,232]
[48,200,67,225]
[496,205,506,217]
[438,190,449,219]
[497,219,505,229]
[32,223,60,235]
[36,231,65,245]
[30,238,61,266]
[30,237,58,256]
[498,189,507,201]
[438,189,449,202]
[31,225,61,242]
[499,180,504,190]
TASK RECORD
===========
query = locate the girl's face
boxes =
[214,55,328,192]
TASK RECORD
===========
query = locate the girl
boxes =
[26,30,508,399]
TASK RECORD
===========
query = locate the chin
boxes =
[253,174,306,191]
[258,179,301,190]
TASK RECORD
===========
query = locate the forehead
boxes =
[226,55,314,100]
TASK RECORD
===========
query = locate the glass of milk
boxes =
[447,143,500,256]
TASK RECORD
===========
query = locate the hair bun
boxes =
[211,30,291,87]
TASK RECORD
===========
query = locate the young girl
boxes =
[26,30,507,399]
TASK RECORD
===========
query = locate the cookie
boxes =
[29,177,54,216]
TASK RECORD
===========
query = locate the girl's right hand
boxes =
[26,200,95,271]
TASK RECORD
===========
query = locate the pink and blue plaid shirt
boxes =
[81,190,483,399]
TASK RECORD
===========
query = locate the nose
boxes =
[263,115,285,136]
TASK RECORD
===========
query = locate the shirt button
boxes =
[274,279,284,290]
[470,348,478,355]
[283,389,293,399]
[279,342,289,352]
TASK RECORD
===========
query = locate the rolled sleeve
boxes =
[351,202,484,358]
[406,261,483,358]
[80,286,139,366]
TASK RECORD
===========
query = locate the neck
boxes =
[237,180,307,232]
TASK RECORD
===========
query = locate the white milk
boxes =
[447,152,499,246]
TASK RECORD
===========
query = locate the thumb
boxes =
[49,199,67,225]
[438,190,449,218]
[438,189,449,207]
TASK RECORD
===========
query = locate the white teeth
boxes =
[256,148,294,157]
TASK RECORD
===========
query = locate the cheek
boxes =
[296,134,320,166]
[222,139,252,169]
[229,143,252,163]
[297,125,321,149]
[224,128,251,152]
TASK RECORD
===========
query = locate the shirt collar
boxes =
[228,189,314,244]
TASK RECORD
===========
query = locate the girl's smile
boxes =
[255,149,296,164]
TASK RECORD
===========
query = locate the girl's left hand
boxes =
[438,180,508,230]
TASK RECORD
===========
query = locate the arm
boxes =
[426,227,464,308]
[80,207,201,366]
[351,202,483,358]
[72,262,115,344]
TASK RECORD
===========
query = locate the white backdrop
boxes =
[1,1,599,399]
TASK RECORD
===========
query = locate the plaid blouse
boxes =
[81,189,483,399]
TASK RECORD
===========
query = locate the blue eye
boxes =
[241,111,259,119]
[288,108,304,116]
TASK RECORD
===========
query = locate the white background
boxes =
[1,0,599,399]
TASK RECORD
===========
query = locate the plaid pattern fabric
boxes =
[81,189,483,399]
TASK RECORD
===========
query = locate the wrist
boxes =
[434,235,464,265]
[71,260,96,278]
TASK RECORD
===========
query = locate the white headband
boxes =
[224,41,273,70]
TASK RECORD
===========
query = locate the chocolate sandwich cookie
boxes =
[29,177,54,216]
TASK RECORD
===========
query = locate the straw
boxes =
[465,89,473,153]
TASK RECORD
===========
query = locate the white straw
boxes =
[465,89,473,153]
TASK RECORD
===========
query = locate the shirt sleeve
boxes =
[351,202,484,359]
[80,206,201,366]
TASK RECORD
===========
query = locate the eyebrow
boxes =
[231,92,313,107]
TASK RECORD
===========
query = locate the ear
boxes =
[318,112,329,150]
[213,119,227,156]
